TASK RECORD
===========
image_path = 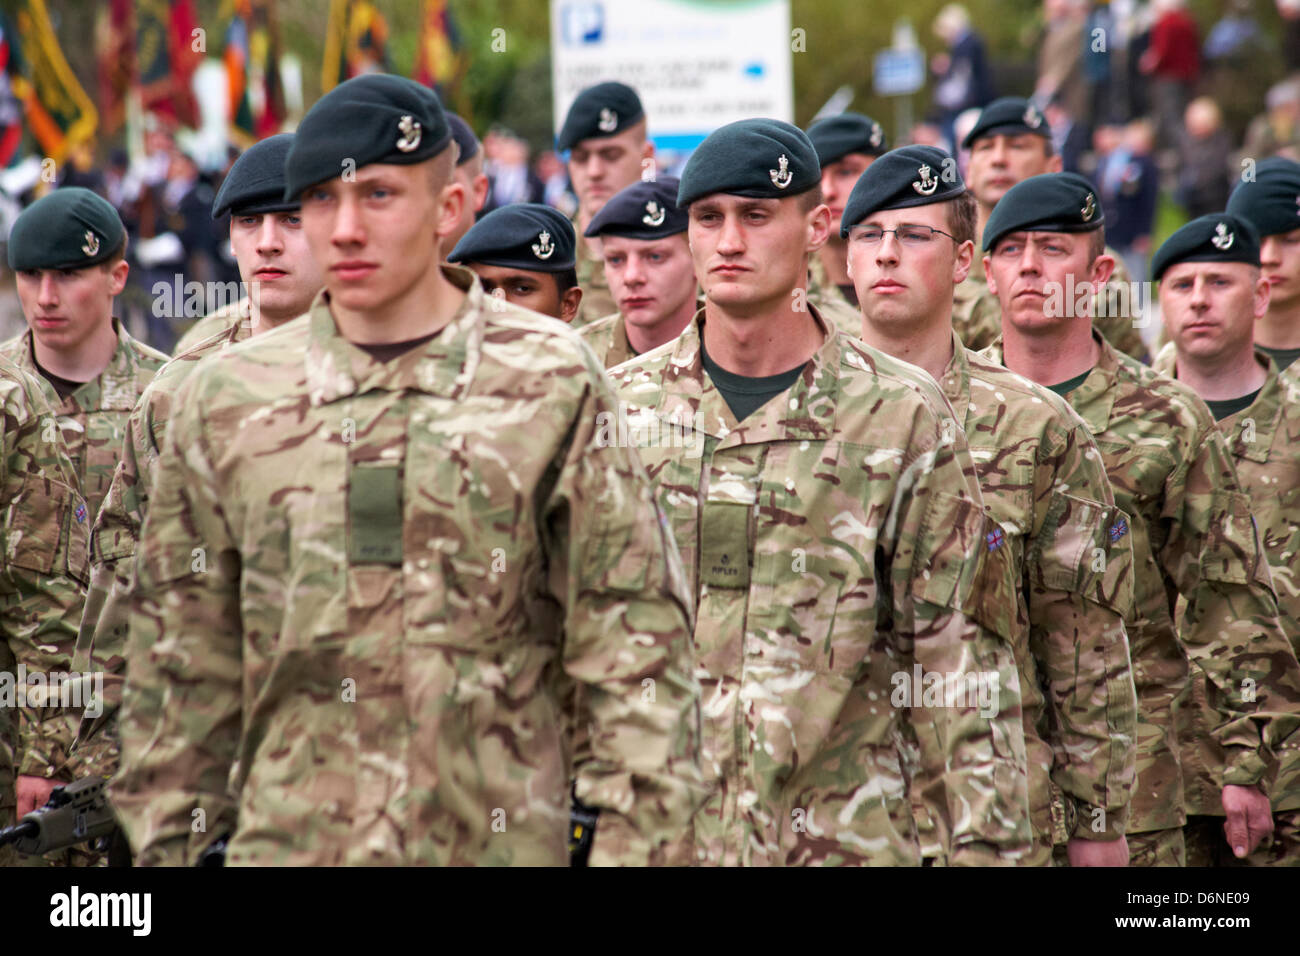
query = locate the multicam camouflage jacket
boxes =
[806,253,866,339]
[960,249,1151,361]
[572,213,615,328]
[68,318,255,781]
[0,355,89,837]
[0,321,163,781]
[111,266,705,866]
[171,297,251,356]
[985,332,1300,833]
[609,308,1032,866]
[940,333,1137,857]
[1153,344,1300,815]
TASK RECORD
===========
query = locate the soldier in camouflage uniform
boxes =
[610,119,1032,866]
[960,98,1149,360]
[845,146,1139,867]
[984,174,1300,866]
[1150,213,1300,865]
[803,112,889,338]
[0,355,89,866]
[448,203,583,322]
[443,112,491,254]
[578,177,698,368]
[111,74,703,866]
[171,135,323,355]
[558,82,654,326]
[1226,156,1300,375]
[69,132,324,796]
[1,188,166,832]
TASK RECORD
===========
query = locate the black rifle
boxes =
[0,775,121,857]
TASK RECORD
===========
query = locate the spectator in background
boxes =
[1084,1,1119,128]
[535,148,576,217]
[930,4,994,145]
[1280,0,1300,73]
[1140,0,1200,153]
[1037,0,1089,123]
[1177,97,1232,219]
[1243,77,1300,162]
[1098,118,1159,283]
[1117,0,1154,122]
[1045,96,1090,173]
[57,142,107,196]
[482,128,543,212]
[1203,0,1268,140]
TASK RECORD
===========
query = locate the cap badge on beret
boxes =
[642,201,666,227]
[598,108,618,133]
[1081,193,1096,222]
[532,230,555,260]
[770,154,793,189]
[913,164,938,197]
[1212,222,1235,250]
[870,123,883,149]
[1024,104,1043,129]
[396,115,422,152]
[81,230,99,257]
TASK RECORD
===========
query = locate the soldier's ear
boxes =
[983,255,998,296]
[561,285,583,324]
[952,239,974,286]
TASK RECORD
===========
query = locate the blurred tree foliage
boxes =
[32,0,1296,155]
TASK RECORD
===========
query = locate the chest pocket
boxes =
[348,460,403,565]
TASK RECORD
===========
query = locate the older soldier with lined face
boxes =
[609,118,1032,866]
[578,176,698,368]
[957,97,1149,360]
[845,146,1138,867]
[558,81,655,324]
[111,74,703,866]
[983,173,1300,866]
[1151,213,1300,867]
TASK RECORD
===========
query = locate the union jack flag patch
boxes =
[1109,518,1128,542]
[986,527,1005,551]
[74,503,87,524]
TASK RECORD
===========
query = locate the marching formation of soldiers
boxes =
[3,70,1300,867]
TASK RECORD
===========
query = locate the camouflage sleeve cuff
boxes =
[948,842,1021,867]
[587,813,652,867]
[1069,800,1129,841]
[1222,748,1272,791]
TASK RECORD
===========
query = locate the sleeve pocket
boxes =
[1034,492,1134,617]
[7,474,89,584]
[1199,489,1262,587]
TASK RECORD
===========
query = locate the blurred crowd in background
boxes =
[3,0,1300,352]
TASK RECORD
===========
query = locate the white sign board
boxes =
[551,0,793,152]
[873,48,925,97]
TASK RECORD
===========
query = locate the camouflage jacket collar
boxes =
[1052,329,1117,435]
[1151,344,1283,464]
[304,264,485,406]
[654,305,840,445]
[980,328,1116,432]
[939,329,974,430]
[11,318,158,413]
[1223,354,1289,464]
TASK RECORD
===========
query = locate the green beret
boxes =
[1226,157,1300,238]
[447,203,576,272]
[962,96,1050,149]
[982,172,1104,251]
[446,112,480,166]
[806,112,888,166]
[677,118,820,207]
[584,177,687,240]
[212,133,298,219]
[840,145,964,238]
[557,82,644,152]
[8,187,125,271]
[284,73,451,201]
[1151,213,1260,282]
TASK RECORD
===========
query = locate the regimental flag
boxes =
[10,0,97,164]
[0,9,28,167]
[94,0,135,140]
[321,0,391,93]
[414,0,463,105]
[225,0,287,144]
[136,0,200,127]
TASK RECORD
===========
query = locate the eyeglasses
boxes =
[847,225,958,246]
